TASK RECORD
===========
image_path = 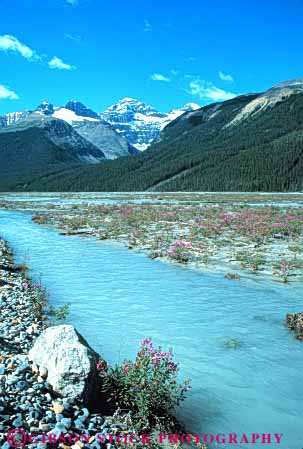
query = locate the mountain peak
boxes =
[101,99,202,151]
[105,97,158,114]
[65,101,99,119]
[36,101,54,116]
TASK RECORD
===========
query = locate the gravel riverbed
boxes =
[0,237,141,449]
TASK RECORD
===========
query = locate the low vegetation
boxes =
[26,198,303,282]
[97,338,191,432]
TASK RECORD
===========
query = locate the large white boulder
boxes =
[28,325,100,402]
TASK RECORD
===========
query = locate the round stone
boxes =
[53,401,64,414]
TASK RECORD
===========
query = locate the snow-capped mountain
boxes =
[0,101,135,160]
[35,101,101,124]
[0,110,31,127]
[100,98,200,151]
[0,98,200,153]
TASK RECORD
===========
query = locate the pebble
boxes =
[45,393,52,402]
[79,407,90,420]
[53,401,64,414]
[2,442,11,449]
[74,418,86,429]
[12,416,23,427]
[39,422,51,432]
[56,413,64,422]
[16,380,29,391]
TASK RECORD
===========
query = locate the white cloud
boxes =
[150,73,171,82]
[65,33,82,43]
[0,34,75,73]
[187,78,237,102]
[66,0,78,4]
[219,71,234,82]
[0,34,35,59]
[0,84,19,100]
[143,19,152,32]
[48,56,75,70]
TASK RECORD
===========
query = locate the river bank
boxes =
[0,238,155,449]
[0,238,101,447]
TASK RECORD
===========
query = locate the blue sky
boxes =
[0,0,302,114]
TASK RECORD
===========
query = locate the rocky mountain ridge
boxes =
[0,98,200,151]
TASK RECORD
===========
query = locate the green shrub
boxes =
[98,338,191,431]
[48,303,70,321]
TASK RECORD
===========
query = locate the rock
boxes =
[72,443,84,449]
[53,401,64,414]
[54,422,67,432]
[19,332,27,341]
[6,375,19,385]
[56,413,64,422]
[2,442,11,449]
[31,363,39,374]
[74,418,86,429]
[224,272,241,280]
[16,381,29,391]
[28,325,101,402]
[79,408,90,420]
[286,313,303,340]
[39,367,48,378]
[61,417,72,429]
[12,416,23,427]
[45,393,52,402]
[48,427,64,438]
[39,423,51,432]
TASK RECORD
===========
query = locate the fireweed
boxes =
[167,240,192,263]
[97,338,191,431]
[275,260,291,283]
[28,202,303,281]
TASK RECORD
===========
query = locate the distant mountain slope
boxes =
[9,79,303,192]
[0,113,105,162]
[0,114,105,190]
[73,121,138,160]
[0,126,82,190]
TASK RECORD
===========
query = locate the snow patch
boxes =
[53,108,99,125]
